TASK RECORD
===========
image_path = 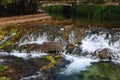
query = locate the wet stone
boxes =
[18,42,62,53]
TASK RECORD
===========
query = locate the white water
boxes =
[80,33,120,60]
[81,34,112,53]
[69,31,76,44]
[20,71,45,80]
[0,51,47,59]
[11,50,47,59]
[19,33,48,46]
[60,28,120,75]
[1,27,120,78]
[60,52,99,75]
[0,59,4,63]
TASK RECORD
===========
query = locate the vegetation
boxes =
[0,77,9,80]
[0,0,40,16]
[0,65,8,72]
[42,5,120,21]
[0,25,18,50]
[44,55,56,67]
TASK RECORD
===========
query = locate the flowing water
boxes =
[0,19,120,80]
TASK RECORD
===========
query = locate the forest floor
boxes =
[0,13,51,27]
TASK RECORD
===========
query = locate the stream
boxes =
[0,17,120,80]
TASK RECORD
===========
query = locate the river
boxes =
[0,13,120,80]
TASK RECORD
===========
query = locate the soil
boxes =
[0,13,51,27]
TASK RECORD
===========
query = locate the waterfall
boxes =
[19,33,48,46]
[60,27,120,75]
[80,28,120,61]
[69,31,76,44]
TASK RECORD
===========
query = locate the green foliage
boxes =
[43,5,120,21]
[0,65,8,72]
[94,5,120,20]
[0,0,40,15]
[0,0,13,6]
[42,5,63,14]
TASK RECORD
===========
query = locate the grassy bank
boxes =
[42,5,120,21]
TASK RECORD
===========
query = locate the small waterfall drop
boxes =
[19,33,48,46]
[60,27,120,75]
[80,28,120,62]
[69,31,76,44]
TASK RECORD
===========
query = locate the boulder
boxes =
[40,42,62,53]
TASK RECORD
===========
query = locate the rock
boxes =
[18,42,62,53]
[93,49,112,60]
[40,42,62,53]
[54,54,61,59]
[65,25,75,31]
[66,43,75,54]
[66,42,82,55]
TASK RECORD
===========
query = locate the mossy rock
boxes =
[66,43,75,53]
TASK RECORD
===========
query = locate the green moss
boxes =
[10,29,17,33]
[0,40,13,49]
[0,24,18,49]
[81,62,120,80]
[0,65,8,72]
[0,77,9,80]
[44,55,56,66]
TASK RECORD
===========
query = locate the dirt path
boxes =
[0,13,51,27]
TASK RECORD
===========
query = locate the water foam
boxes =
[60,52,99,75]
[19,33,48,46]
[10,50,47,59]
[0,51,47,59]
[0,59,4,63]
[81,34,112,53]
[80,29,120,63]
[20,71,45,80]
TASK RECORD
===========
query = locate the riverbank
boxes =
[0,13,51,27]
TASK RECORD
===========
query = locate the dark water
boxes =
[49,12,120,28]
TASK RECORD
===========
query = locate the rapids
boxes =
[1,26,120,80]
